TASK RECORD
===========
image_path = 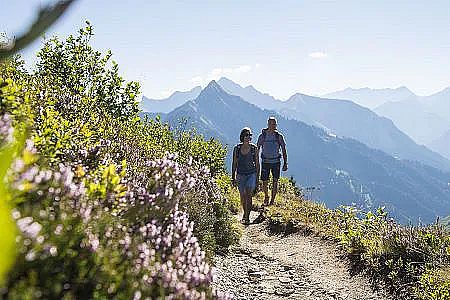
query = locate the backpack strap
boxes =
[250,144,256,157]
[235,143,257,159]
[276,131,282,146]
[262,130,281,146]
[234,143,243,159]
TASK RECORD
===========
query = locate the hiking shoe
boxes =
[241,218,250,226]
[253,213,265,224]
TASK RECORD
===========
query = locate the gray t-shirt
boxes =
[257,130,286,164]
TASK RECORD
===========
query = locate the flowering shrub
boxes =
[2,122,232,299]
[179,170,240,258]
[3,145,227,299]
[0,23,237,299]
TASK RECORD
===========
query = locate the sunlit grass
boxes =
[262,178,450,300]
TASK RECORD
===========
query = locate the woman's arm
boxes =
[231,146,237,186]
[255,145,260,187]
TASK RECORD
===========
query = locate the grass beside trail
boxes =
[236,177,450,300]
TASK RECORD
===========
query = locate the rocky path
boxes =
[212,211,390,300]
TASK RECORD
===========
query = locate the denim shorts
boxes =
[261,162,281,181]
[237,172,257,193]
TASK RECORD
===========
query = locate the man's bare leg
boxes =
[270,179,278,205]
[262,180,269,205]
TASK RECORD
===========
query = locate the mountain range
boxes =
[141,78,450,170]
[140,86,202,113]
[323,87,416,109]
[331,86,450,160]
[375,98,450,146]
[217,77,284,110]
[142,81,450,224]
[216,79,450,172]
[430,129,450,160]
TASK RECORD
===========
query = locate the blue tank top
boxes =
[236,144,257,175]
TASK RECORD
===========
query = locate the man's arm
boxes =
[281,145,288,171]
[280,135,288,171]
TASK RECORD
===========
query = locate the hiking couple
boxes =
[231,116,288,225]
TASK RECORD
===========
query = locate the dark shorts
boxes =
[261,162,281,181]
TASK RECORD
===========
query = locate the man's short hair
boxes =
[268,116,277,123]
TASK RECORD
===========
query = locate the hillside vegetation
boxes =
[0,24,239,299]
[259,178,450,300]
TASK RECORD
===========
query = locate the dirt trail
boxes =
[212,211,390,300]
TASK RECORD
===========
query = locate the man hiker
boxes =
[257,116,288,206]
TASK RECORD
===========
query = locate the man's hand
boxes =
[282,163,288,171]
[232,178,237,187]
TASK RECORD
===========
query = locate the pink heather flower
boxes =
[0,114,14,144]
[17,217,42,238]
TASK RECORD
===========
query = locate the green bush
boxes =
[179,174,241,258]
[0,22,238,299]
[214,173,241,214]
[417,267,450,300]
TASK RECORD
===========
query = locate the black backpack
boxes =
[234,143,257,159]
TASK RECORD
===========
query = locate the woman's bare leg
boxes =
[241,189,252,223]
[240,190,246,221]
[246,192,253,222]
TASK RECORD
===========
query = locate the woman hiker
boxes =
[232,127,260,225]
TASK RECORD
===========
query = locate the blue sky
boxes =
[2,0,450,99]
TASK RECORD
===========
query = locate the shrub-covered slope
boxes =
[0,24,239,299]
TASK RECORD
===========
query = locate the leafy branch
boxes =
[0,0,76,61]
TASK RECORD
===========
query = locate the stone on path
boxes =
[277,276,292,283]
